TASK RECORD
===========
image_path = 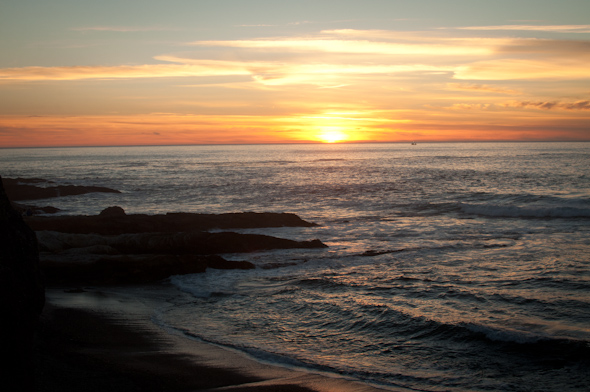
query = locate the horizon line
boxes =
[3,139,590,149]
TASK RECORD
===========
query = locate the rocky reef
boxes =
[5,176,327,286]
[36,222,326,285]
[26,210,318,235]
[0,176,45,390]
[31,207,326,286]
[3,177,120,201]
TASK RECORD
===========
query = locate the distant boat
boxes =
[411,141,417,145]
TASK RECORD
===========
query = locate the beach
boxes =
[36,287,393,392]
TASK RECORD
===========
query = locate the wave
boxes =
[459,202,590,219]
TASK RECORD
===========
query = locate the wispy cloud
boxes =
[189,37,494,56]
[504,100,590,111]
[450,25,590,33]
[0,56,450,85]
[454,59,590,80]
[0,63,251,82]
[447,83,521,95]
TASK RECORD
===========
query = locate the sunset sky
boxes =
[1,0,589,146]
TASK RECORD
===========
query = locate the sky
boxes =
[1,0,589,147]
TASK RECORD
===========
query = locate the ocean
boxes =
[2,142,589,391]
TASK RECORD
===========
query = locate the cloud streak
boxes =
[0,57,450,85]
[504,100,590,111]
[190,38,493,56]
[452,25,590,33]
[454,59,590,80]
[0,63,251,81]
[446,83,521,95]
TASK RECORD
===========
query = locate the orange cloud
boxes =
[503,100,590,111]
[446,83,521,95]
[0,63,251,82]
[454,59,590,80]
[3,104,588,148]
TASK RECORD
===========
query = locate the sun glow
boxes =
[318,127,349,143]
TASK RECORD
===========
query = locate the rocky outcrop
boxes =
[3,177,120,201]
[36,230,326,285]
[38,230,326,256]
[32,207,326,286]
[0,176,45,390]
[26,209,318,235]
[41,254,254,285]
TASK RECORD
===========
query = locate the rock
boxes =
[11,202,61,215]
[26,211,318,235]
[36,230,325,285]
[37,230,327,256]
[99,206,126,217]
[3,177,120,201]
[0,176,45,390]
[40,253,255,285]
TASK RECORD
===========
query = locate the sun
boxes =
[318,127,349,143]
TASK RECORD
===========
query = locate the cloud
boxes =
[0,55,451,86]
[6,29,586,87]
[446,83,521,95]
[451,25,590,33]
[0,63,251,82]
[504,100,590,111]
[425,103,494,111]
[189,37,493,56]
[454,59,590,80]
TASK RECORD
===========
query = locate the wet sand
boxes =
[36,287,396,392]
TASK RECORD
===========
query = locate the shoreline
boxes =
[37,286,398,392]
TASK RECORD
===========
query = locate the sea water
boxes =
[2,142,589,391]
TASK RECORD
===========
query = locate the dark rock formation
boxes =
[0,176,45,390]
[99,206,126,217]
[38,230,326,257]
[12,203,61,215]
[32,210,326,286]
[36,230,326,285]
[3,177,120,201]
[26,211,318,235]
[41,254,254,285]
[5,178,327,286]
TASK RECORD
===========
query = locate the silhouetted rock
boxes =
[11,202,60,215]
[32,211,326,286]
[99,206,126,217]
[26,211,318,235]
[40,254,254,285]
[11,178,327,286]
[3,177,120,201]
[37,230,325,285]
[0,176,45,390]
[38,230,327,255]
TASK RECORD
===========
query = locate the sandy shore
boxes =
[36,286,396,392]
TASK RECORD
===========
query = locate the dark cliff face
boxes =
[0,176,45,389]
